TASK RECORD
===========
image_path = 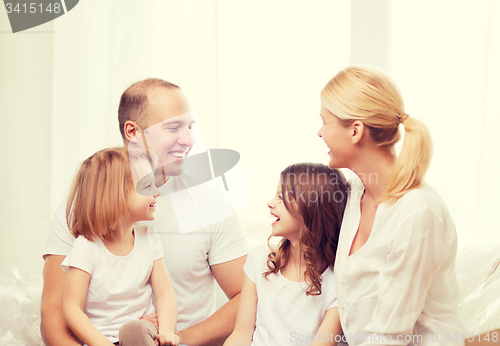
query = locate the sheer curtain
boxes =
[391,0,500,247]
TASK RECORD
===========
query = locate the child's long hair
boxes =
[264,163,349,295]
[66,147,154,242]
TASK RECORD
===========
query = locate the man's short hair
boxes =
[118,78,180,141]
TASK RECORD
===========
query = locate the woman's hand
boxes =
[154,332,180,346]
[140,313,159,326]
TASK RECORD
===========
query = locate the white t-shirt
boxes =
[335,172,467,346]
[244,243,338,346]
[45,174,249,330]
[60,225,163,343]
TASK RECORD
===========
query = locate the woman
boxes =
[318,66,466,346]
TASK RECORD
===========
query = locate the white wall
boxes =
[0,11,53,277]
[391,1,499,247]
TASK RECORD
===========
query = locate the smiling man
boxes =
[41,78,248,346]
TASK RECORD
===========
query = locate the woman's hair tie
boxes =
[397,113,409,125]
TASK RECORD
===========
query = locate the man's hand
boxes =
[174,329,185,345]
[155,332,180,346]
[141,312,159,326]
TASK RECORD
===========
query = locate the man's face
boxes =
[138,88,195,178]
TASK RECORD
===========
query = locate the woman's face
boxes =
[317,104,353,169]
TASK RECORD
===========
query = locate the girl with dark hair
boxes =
[224,163,349,346]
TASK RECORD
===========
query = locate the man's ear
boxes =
[124,121,140,142]
[351,120,365,145]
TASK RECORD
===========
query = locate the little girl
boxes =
[224,163,349,346]
[61,147,180,346]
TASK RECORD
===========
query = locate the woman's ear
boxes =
[124,121,140,143]
[351,120,365,145]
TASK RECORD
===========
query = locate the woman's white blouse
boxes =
[335,173,466,346]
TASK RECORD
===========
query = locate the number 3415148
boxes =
[5,3,62,14]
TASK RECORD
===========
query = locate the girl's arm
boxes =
[150,258,179,346]
[63,267,114,346]
[311,307,342,346]
[222,274,257,346]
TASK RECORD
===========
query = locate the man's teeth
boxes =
[170,152,186,158]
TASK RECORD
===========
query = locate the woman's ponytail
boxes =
[380,116,433,204]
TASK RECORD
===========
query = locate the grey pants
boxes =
[115,320,158,346]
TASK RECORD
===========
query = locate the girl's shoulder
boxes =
[74,234,98,248]
[249,242,272,257]
[67,235,101,259]
[247,242,274,267]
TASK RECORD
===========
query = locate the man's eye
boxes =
[167,127,179,131]
[143,183,151,190]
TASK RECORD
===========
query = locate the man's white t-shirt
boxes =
[60,225,162,343]
[45,174,249,330]
[244,243,338,346]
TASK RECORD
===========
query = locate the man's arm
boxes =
[178,255,247,346]
[41,255,81,346]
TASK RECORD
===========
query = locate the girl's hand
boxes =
[140,312,159,326]
[154,332,180,346]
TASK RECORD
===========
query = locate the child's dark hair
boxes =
[264,163,349,295]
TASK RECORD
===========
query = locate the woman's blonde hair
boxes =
[320,66,433,204]
[66,147,155,241]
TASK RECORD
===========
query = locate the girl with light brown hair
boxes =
[61,147,180,346]
[224,163,349,346]
[318,66,466,345]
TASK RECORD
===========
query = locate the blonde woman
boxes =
[318,66,466,346]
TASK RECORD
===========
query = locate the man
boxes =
[41,78,248,346]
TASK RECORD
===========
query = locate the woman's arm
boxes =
[63,267,114,346]
[222,274,257,346]
[150,258,180,346]
[311,307,342,346]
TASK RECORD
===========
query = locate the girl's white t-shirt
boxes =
[244,243,338,346]
[61,225,164,343]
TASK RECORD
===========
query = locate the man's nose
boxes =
[151,184,161,197]
[177,126,194,148]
